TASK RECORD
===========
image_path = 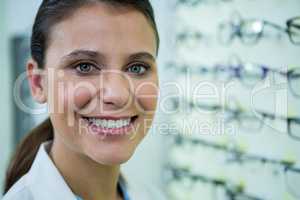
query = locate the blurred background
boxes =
[0,0,300,200]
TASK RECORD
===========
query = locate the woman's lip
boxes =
[82,115,138,120]
[82,115,139,137]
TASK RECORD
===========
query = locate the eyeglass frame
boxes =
[164,58,300,98]
[169,96,300,141]
[176,0,233,7]
[166,165,264,200]
[172,133,300,199]
[286,16,300,45]
[218,11,300,46]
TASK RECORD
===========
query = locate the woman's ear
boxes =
[26,58,47,103]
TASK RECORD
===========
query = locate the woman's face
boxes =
[36,3,159,165]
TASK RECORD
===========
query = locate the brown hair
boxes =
[4,0,159,194]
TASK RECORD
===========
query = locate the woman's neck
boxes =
[49,138,122,200]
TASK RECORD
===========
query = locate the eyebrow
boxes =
[61,49,105,62]
[61,49,156,63]
[128,52,156,62]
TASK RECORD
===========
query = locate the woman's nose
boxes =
[98,72,132,111]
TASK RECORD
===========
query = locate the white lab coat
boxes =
[2,140,168,200]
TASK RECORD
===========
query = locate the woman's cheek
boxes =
[73,85,95,113]
[55,80,96,126]
[135,80,159,113]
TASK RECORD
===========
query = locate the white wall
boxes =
[0,0,45,193]
[0,0,13,194]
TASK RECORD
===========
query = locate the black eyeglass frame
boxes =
[176,0,233,7]
[218,12,300,46]
[286,16,300,45]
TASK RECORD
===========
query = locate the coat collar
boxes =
[27,140,78,200]
[26,140,135,200]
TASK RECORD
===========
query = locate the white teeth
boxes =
[87,117,131,128]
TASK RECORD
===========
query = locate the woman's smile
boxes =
[80,114,139,139]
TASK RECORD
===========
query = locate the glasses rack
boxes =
[163,0,300,200]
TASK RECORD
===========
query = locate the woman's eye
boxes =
[75,63,98,74]
[127,64,149,75]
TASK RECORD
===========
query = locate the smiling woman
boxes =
[2,1,165,200]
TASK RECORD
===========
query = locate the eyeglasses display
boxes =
[167,0,300,199]
[165,57,300,98]
[171,134,300,199]
[172,134,295,169]
[165,61,216,76]
[169,96,300,141]
[286,16,300,45]
[213,60,300,98]
[218,11,300,46]
[214,57,300,98]
[212,54,280,87]
[166,165,265,200]
[287,67,300,97]
[176,0,233,7]
[174,133,300,198]
[176,29,211,48]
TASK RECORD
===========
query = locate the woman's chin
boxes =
[95,157,131,166]
[88,151,133,166]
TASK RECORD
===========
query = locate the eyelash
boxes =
[71,62,151,76]
[127,63,151,76]
[74,62,99,75]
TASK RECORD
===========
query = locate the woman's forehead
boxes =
[46,3,156,64]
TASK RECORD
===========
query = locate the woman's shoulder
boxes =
[2,140,77,200]
[2,174,34,200]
